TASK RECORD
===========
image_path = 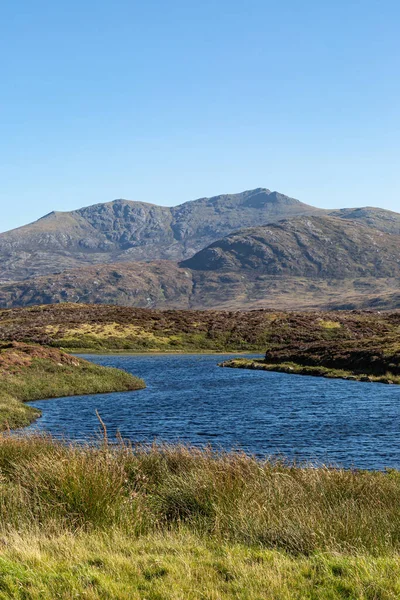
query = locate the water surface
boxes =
[26,354,400,470]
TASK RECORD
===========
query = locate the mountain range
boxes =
[0,188,399,310]
[0,189,324,281]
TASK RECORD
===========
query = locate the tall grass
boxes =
[1,434,400,556]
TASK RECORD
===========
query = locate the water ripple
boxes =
[26,354,400,470]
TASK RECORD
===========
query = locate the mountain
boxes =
[0,261,193,309]
[0,216,399,311]
[0,189,322,281]
[331,206,400,236]
[181,215,400,278]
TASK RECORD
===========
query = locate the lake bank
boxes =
[220,357,400,385]
[0,342,145,430]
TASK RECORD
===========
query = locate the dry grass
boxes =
[0,436,399,596]
[0,435,399,555]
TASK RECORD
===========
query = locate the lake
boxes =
[26,353,400,470]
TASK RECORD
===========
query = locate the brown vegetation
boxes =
[0,304,399,353]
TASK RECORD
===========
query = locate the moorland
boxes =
[0,305,399,597]
[0,303,399,384]
[0,187,399,596]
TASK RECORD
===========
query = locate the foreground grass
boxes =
[0,343,145,430]
[220,358,400,384]
[2,530,400,599]
[0,436,399,596]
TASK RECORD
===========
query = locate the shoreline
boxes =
[70,348,264,356]
[220,358,400,385]
[0,343,145,432]
[64,346,265,356]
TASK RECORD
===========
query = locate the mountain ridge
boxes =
[0,187,399,311]
[0,215,398,311]
[181,215,400,277]
[0,188,325,281]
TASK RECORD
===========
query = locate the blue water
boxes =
[26,354,400,470]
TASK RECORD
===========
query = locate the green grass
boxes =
[0,437,399,597]
[0,393,40,431]
[220,358,400,385]
[1,531,400,599]
[55,330,267,353]
[0,357,145,404]
[0,347,145,430]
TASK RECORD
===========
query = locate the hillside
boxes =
[332,206,400,235]
[181,215,400,277]
[1,215,398,311]
[0,188,322,281]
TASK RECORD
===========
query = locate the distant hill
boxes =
[181,216,400,278]
[0,216,399,311]
[331,206,400,236]
[0,188,322,281]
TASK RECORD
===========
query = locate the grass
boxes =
[2,531,400,599]
[0,437,400,597]
[220,358,400,384]
[0,343,145,430]
[53,327,268,353]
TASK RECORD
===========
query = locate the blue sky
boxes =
[1,0,399,231]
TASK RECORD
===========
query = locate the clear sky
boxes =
[1,0,399,232]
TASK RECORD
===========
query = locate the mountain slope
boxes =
[0,216,399,311]
[0,189,323,281]
[181,216,400,278]
[332,206,400,235]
